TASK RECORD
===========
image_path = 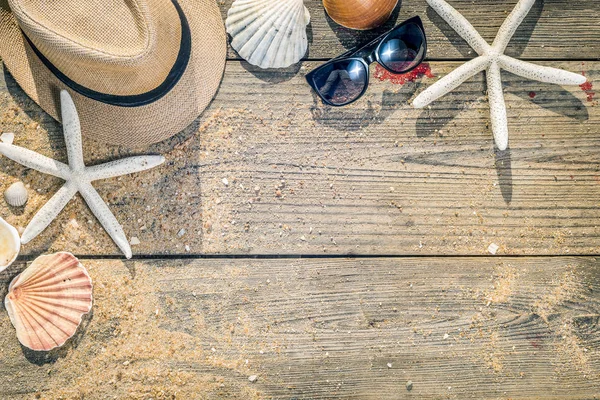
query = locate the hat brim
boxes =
[0,0,226,147]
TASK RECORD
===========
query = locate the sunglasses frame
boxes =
[306,16,427,107]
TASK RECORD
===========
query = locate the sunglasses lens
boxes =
[378,22,426,73]
[311,60,367,105]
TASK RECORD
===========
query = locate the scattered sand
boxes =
[1,60,598,257]
[533,268,577,323]
[0,261,262,399]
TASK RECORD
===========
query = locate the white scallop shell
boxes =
[226,0,310,69]
[4,181,28,207]
[0,216,20,272]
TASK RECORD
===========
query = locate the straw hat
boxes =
[0,0,226,146]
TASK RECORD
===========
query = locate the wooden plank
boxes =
[219,0,600,60]
[1,61,598,257]
[0,256,598,398]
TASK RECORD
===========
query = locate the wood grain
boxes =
[0,3,598,400]
[0,61,598,257]
[0,257,598,399]
[219,0,600,60]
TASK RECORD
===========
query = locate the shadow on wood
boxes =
[506,78,590,122]
[240,61,303,84]
[425,0,544,58]
[309,79,424,131]
[324,1,403,51]
[495,148,513,204]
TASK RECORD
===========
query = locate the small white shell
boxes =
[0,132,14,144]
[226,0,310,69]
[4,181,28,207]
[0,216,20,272]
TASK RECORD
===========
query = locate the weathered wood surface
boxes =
[0,257,598,399]
[1,61,598,256]
[219,0,600,60]
[1,2,599,399]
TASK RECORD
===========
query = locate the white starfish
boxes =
[413,0,587,150]
[0,90,165,258]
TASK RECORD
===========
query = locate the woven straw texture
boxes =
[0,0,226,147]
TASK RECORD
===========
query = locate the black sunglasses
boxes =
[306,16,427,106]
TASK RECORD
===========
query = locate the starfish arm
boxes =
[426,0,491,55]
[486,62,509,151]
[21,182,78,244]
[60,90,85,171]
[492,0,536,52]
[78,181,132,259]
[0,143,70,180]
[499,56,587,85]
[86,155,165,182]
[413,56,491,108]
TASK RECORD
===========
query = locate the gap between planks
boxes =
[8,254,600,262]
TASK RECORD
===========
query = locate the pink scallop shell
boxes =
[4,252,93,351]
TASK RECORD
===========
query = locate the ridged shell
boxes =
[323,0,398,30]
[226,0,310,69]
[4,181,28,207]
[0,216,20,272]
[4,252,93,351]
